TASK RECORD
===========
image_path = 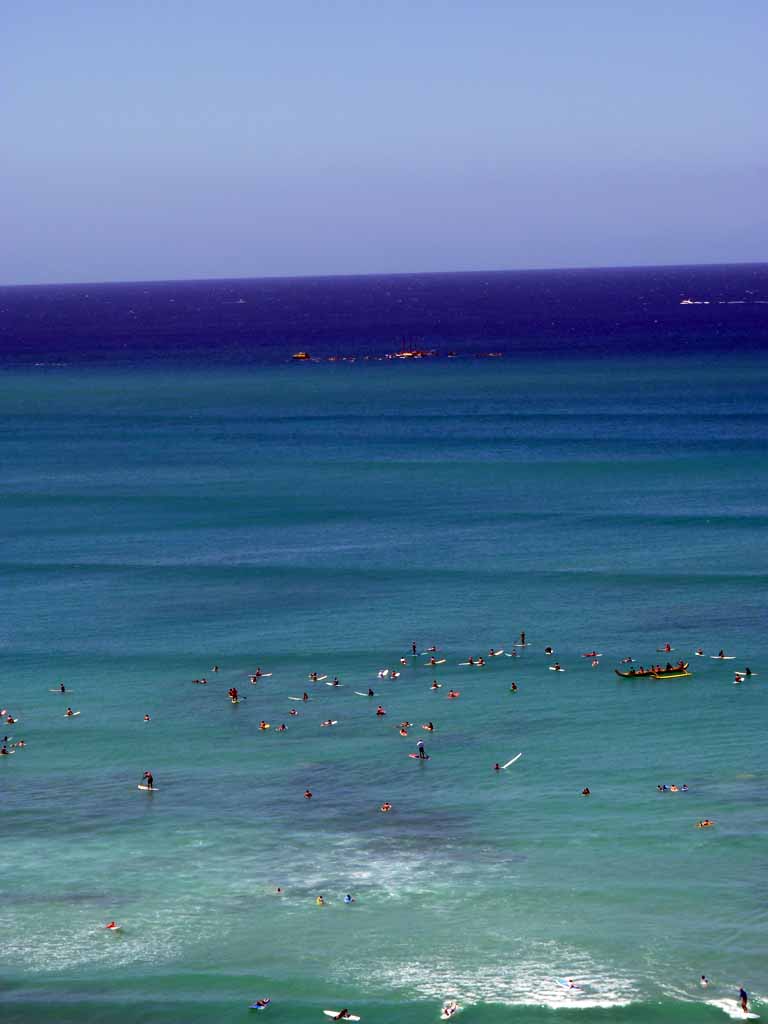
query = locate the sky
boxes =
[2,0,766,284]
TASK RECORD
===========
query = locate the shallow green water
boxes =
[2,359,766,1023]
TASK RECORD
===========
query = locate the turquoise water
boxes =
[2,358,766,1024]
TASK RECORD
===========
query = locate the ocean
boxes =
[1,265,766,1024]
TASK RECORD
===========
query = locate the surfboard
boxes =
[489,649,504,656]
[427,658,447,665]
[0,750,15,756]
[354,691,372,696]
[513,642,531,647]
[137,784,157,791]
[458,661,474,666]
[323,1013,360,1022]
[501,753,523,769]
[310,675,328,681]
[288,696,307,701]
[711,655,735,660]
[706,999,760,1020]
[440,1005,461,1020]
[325,681,343,686]
[694,651,705,656]
[581,653,602,658]
[408,753,430,760]
[49,689,71,692]
[320,720,338,726]
[249,998,271,1010]
[656,648,674,652]
[549,667,564,672]
[64,712,79,717]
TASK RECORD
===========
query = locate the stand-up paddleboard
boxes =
[501,753,523,769]
[549,666,565,672]
[514,642,531,647]
[711,655,736,660]
[64,712,79,717]
[288,696,307,701]
[249,998,271,1011]
[408,753,430,760]
[137,784,157,791]
[707,999,760,1020]
[320,720,338,726]
[323,1013,360,1022]
[557,979,584,993]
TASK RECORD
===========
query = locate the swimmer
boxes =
[700,975,709,988]
[582,787,591,796]
[316,895,325,906]
[304,789,313,799]
[343,894,355,903]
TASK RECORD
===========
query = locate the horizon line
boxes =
[1,257,766,291]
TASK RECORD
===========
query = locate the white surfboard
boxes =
[707,999,760,1020]
[501,752,523,769]
[549,666,564,672]
[137,784,157,791]
[711,655,735,660]
[354,691,372,696]
[323,1014,360,1022]
[489,649,504,656]
[320,720,338,726]
[310,675,328,681]
[49,689,72,692]
[288,696,308,701]
[325,681,343,687]
[427,658,447,665]
[440,1005,461,1020]
[64,712,79,717]
[250,673,273,678]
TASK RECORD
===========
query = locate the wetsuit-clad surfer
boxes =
[740,988,748,1013]
[143,771,154,790]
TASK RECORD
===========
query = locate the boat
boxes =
[291,351,311,360]
[615,662,689,679]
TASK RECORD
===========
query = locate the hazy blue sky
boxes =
[3,0,766,283]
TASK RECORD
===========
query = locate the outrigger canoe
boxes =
[615,663,689,679]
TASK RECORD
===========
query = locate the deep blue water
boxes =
[0,263,766,365]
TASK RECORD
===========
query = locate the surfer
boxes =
[367,688,375,696]
[423,722,434,731]
[399,727,408,737]
[544,646,553,655]
[105,921,118,930]
[429,657,438,666]
[144,714,151,722]
[0,745,10,756]
[494,763,500,771]
[65,707,74,717]
[332,1010,351,1020]
[143,771,154,790]
[59,683,66,692]
[259,721,270,730]
[477,656,485,666]
[697,819,714,828]
[309,672,318,682]
[289,709,299,716]
[582,787,591,796]
[316,895,325,906]
[510,682,518,692]
[343,894,355,902]
[744,667,752,676]
[696,647,704,656]
[302,692,309,701]
[553,662,562,671]
[416,740,427,759]
[740,988,749,1013]
[717,650,725,658]
[700,975,709,987]
[330,676,340,686]
[276,723,286,731]
[447,689,459,698]
[430,680,441,690]
[212,665,219,672]
[380,802,392,812]
[304,790,312,799]
[252,999,270,1009]
[412,641,417,654]
[376,705,386,716]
